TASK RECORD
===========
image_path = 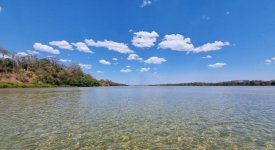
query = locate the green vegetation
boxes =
[99,80,127,86]
[151,80,275,86]
[0,48,125,88]
[0,82,57,88]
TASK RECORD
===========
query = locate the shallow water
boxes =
[0,86,274,149]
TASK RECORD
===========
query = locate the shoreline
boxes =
[0,82,127,88]
[0,82,97,88]
[1,82,275,88]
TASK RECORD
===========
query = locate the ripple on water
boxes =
[0,87,275,149]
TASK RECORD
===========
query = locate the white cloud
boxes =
[208,63,227,68]
[72,42,93,54]
[202,55,212,59]
[46,56,54,59]
[265,57,275,64]
[132,31,159,48]
[158,34,230,53]
[128,54,143,61]
[0,55,10,59]
[119,66,131,73]
[120,68,132,73]
[15,52,28,57]
[112,58,118,61]
[26,50,39,55]
[265,59,272,65]
[140,67,150,72]
[85,39,133,54]
[14,51,39,58]
[33,43,60,54]
[96,71,104,74]
[99,59,111,65]
[159,34,194,51]
[141,0,152,8]
[144,56,166,64]
[59,59,72,63]
[49,40,73,50]
[194,41,230,53]
[79,64,92,70]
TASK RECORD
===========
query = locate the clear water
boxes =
[0,87,274,149]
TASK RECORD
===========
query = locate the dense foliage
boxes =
[0,49,124,87]
[99,79,127,86]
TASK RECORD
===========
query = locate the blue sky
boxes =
[0,0,275,85]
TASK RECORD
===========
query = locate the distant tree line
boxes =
[151,80,275,86]
[0,48,125,87]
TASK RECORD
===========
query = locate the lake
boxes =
[0,87,274,149]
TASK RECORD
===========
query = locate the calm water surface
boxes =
[0,86,274,149]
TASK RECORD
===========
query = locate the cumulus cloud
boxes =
[15,51,40,57]
[202,55,212,59]
[141,0,152,8]
[59,59,72,63]
[112,58,118,61]
[78,64,92,70]
[72,42,93,54]
[140,67,150,72]
[0,55,10,59]
[144,56,166,64]
[85,39,133,54]
[158,34,230,53]
[49,40,73,50]
[99,59,111,65]
[265,59,274,65]
[120,68,132,73]
[158,34,194,51]
[132,31,159,48]
[96,71,104,74]
[15,52,28,57]
[194,41,230,53]
[128,54,143,61]
[208,63,227,68]
[265,57,275,64]
[26,50,39,55]
[265,59,272,64]
[33,43,60,54]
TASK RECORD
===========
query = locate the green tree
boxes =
[0,48,9,73]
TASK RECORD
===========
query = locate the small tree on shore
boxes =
[0,48,9,73]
